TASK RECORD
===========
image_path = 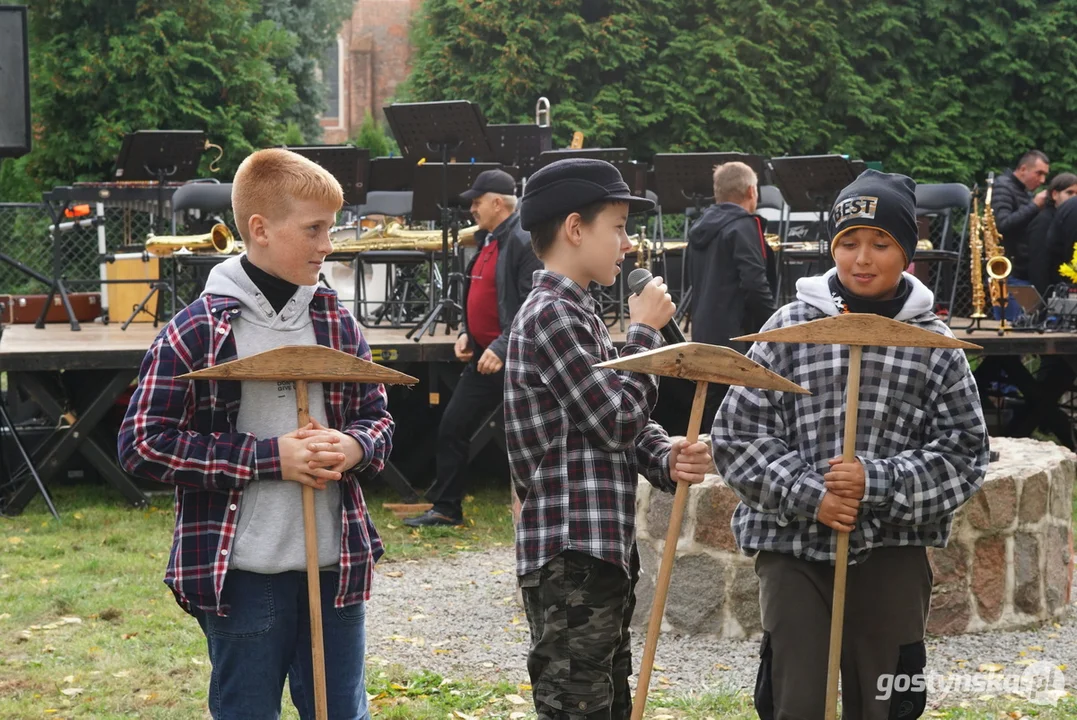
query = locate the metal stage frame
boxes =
[1,320,1075,515]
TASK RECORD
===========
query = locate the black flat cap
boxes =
[519,158,655,231]
[459,169,517,200]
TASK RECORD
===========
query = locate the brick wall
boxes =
[320,0,423,144]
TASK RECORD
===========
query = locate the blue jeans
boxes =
[193,569,370,720]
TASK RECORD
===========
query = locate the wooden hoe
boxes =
[596,342,810,719]
[735,313,980,720]
[180,345,418,720]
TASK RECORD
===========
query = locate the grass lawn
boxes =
[1,481,1075,719]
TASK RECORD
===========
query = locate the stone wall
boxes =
[633,436,1075,639]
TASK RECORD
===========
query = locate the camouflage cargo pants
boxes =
[519,549,639,719]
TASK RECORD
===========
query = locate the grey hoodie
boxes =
[201,255,342,573]
[794,267,935,321]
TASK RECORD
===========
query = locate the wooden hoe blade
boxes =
[598,342,809,719]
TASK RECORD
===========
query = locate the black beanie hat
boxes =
[829,169,918,264]
[519,158,654,231]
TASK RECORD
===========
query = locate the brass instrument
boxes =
[535,97,550,127]
[981,174,1011,304]
[628,232,688,262]
[145,223,237,256]
[968,196,986,319]
[330,221,480,253]
[980,173,1011,333]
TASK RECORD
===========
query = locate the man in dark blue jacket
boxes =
[992,149,1050,282]
[406,170,542,527]
[687,161,778,422]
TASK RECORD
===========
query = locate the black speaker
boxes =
[0,5,31,158]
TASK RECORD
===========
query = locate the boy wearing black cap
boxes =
[711,170,989,720]
[405,169,542,527]
[505,158,713,719]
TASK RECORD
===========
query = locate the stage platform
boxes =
[1,319,1076,372]
[2,317,1076,516]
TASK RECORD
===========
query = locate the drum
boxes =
[105,252,159,323]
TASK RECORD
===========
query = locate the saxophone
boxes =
[968,196,986,318]
[981,173,1011,308]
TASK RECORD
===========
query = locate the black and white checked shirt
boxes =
[505,271,677,578]
[711,294,989,565]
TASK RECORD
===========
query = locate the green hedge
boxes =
[400,0,1077,184]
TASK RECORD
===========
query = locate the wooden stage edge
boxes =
[2,319,1077,372]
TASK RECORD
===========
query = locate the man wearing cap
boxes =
[405,169,542,527]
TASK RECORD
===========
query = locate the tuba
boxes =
[145,223,236,256]
[535,96,550,127]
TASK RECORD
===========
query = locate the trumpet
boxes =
[145,223,237,256]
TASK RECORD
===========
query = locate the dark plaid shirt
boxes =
[505,270,677,578]
[117,289,392,616]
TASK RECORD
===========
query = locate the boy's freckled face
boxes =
[254,198,339,286]
[832,228,907,301]
[581,202,631,287]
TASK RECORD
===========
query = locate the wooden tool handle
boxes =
[295,380,329,720]
[825,345,862,720]
[631,380,709,720]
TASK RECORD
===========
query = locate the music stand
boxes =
[768,154,858,268]
[651,152,766,214]
[286,145,370,207]
[410,162,508,222]
[486,123,552,178]
[113,130,205,233]
[383,101,495,341]
[369,157,413,192]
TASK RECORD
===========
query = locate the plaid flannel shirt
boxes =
[117,289,392,616]
[711,299,989,565]
[505,270,677,578]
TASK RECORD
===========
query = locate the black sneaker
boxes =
[402,509,464,527]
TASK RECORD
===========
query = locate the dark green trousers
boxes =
[754,546,934,720]
[520,549,638,719]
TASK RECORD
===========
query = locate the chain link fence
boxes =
[0,201,237,322]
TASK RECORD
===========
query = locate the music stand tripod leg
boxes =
[121,282,165,331]
[0,399,60,520]
[39,201,81,331]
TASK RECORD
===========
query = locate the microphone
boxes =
[627,267,685,345]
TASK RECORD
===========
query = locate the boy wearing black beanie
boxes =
[711,170,989,719]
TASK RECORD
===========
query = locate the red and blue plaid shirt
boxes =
[117,289,392,616]
[505,270,677,578]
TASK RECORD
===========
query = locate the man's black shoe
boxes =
[402,509,464,527]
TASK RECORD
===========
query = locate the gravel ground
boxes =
[366,547,1077,703]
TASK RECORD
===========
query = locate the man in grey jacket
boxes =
[405,170,542,527]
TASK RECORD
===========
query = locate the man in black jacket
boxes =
[992,149,1050,282]
[687,161,778,422]
[405,169,542,527]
